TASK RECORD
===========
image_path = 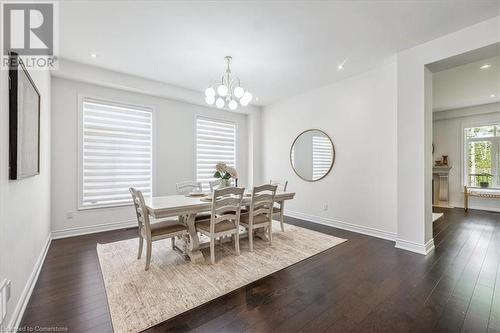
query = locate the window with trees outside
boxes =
[464,124,500,189]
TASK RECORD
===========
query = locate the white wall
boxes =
[262,61,398,240]
[51,77,249,235]
[433,106,500,212]
[0,68,51,329]
[248,109,262,186]
[397,16,499,255]
[55,59,262,116]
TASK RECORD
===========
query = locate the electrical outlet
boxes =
[322,203,328,211]
[66,212,74,219]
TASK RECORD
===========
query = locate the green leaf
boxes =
[213,171,221,178]
[222,173,231,180]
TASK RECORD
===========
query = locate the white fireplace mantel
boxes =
[433,166,452,206]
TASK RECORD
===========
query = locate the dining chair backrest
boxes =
[176,181,202,195]
[129,188,151,236]
[270,180,288,192]
[249,184,278,223]
[210,187,245,233]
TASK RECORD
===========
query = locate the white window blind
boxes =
[196,117,236,190]
[80,98,153,208]
[312,135,332,180]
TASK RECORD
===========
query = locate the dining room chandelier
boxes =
[204,56,252,110]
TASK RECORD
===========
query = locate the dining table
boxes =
[144,191,296,263]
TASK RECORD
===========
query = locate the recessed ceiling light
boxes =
[337,59,347,71]
[89,53,98,58]
[480,64,491,70]
[490,94,496,98]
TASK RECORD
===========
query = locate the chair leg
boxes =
[171,237,175,249]
[138,236,143,259]
[235,230,240,255]
[145,240,152,271]
[279,203,285,232]
[249,228,254,252]
[269,221,273,245]
[210,237,215,264]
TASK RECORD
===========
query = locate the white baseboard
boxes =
[450,202,500,213]
[51,219,137,240]
[286,210,396,241]
[286,210,438,256]
[395,238,435,255]
[6,233,52,332]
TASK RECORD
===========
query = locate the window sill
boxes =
[77,202,133,211]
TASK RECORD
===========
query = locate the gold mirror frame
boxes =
[289,129,335,182]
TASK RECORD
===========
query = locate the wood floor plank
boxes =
[19,208,500,333]
[462,221,500,333]
[432,220,495,332]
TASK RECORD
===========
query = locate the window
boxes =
[312,135,333,181]
[464,124,500,189]
[196,117,236,190]
[79,98,153,209]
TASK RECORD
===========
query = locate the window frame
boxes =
[77,94,155,210]
[194,115,238,190]
[462,119,500,190]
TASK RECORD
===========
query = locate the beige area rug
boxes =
[97,220,347,333]
[433,212,444,222]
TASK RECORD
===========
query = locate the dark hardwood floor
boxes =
[20,208,500,332]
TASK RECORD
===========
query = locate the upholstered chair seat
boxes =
[195,187,245,264]
[130,188,188,270]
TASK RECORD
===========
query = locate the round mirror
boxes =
[290,129,335,182]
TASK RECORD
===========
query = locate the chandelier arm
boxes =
[206,56,249,108]
[228,77,242,92]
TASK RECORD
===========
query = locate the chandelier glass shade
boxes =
[205,56,252,110]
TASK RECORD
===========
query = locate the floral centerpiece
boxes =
[213,162,238,188]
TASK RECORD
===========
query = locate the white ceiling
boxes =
[428,42,500,73]
[58,1,500,106]
[433,54,500,112]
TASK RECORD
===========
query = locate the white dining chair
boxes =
[196,187,245,264]
[176,181,210,221]
[240,184,277,251]
[270,180,288,231]
[270,180,288,192]
[176,181,202,195]
[129,188,188,270]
